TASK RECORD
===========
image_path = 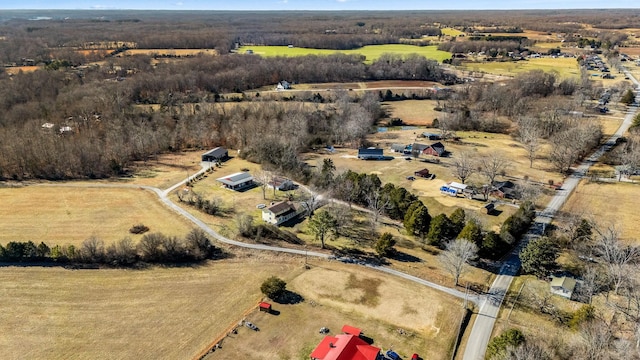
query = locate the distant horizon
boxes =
[1,0,639,11]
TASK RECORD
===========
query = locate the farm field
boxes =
[0,258,301,360]
[4,65,41,75]
[237,44,452,63]
[461,57,580,78]
[382,99,441,126]
[560,181,640,242]
[0,185,193,246]
[205,260,463,360]
[441,28,465,37]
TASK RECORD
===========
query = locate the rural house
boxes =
[491,180,517,199]
[422,132,442,140]
[357,148,384,160]
[216,172,254,191]
[262,201,301,226]
[423,142,446,157]
[276,80,291,90]
[310,326,380,360]
[411,143,429,157]
[268,177,296,191]
[550,276,577,299]
[391,143,408,153]
[201,147,228,162]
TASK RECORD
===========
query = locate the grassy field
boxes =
[560,181,640,242]
[0,258,301,360]
[441,28,465,37]
[0,185,193,246]
[206,260,463,360]
[461,57,580,78]
[237,44,451,63]
[4,66,41,75]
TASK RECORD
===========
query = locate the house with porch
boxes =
[216,172,254,191]
[262,201,301,226]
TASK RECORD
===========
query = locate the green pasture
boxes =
[461,57,580,78]
[237,44,451,63]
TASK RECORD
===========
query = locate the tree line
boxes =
[0,229,225,266]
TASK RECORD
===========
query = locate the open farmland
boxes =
[0,258,301,360]
[560,181,640,242]
[237,44,451,63]
[462,57,580,78]
[0,185,193,246]
[382,99,441,126]
[206,261,463,360]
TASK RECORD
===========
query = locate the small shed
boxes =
[341,325,362,337]
[550,276,577,299]
[391,143,407,153]
[259,302,272,312]
[414,168,430,178]
[484,203,495,214]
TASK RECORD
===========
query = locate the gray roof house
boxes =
[202,147,228,162]
[216,172,254,191]
[262,201,301,226]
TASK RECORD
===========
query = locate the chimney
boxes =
[329,342,335,348]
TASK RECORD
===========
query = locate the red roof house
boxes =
[341,325,362,337]
[310,334,380,360]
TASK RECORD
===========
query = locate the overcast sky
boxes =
[1,0,639,10]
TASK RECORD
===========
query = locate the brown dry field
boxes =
[0,257,302,360]
[4,66,40,75]
[0,184,193,246]
[125,151,204,189]
[206,260,463,360]
[293,80,439,91]
[382,100,440,126]
[560,181,640,242]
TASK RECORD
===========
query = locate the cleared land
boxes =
[560,181,640,242]
[207,260,463,360]
[0,258,300,360]
[441,28,465,37]
[461,57,580,78]
[0,185,193,245]
[4,66,41,75]
[125,151,204,190]
[382,99,441,126]
[237,44,452,63]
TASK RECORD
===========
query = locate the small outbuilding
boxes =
[216,171,254,191]
[341,325,362,337]
[202,147,228,162]
[357,148,384,160]
[550,276,577,299]
[414,168,431,178]
[259,302,272,312]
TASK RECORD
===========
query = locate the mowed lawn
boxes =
[207,261,463,360]
[0,185,193,245]
[561,181,640,242]
[462,57,580,78]
[237,44,452,63]
[0,259,301,360]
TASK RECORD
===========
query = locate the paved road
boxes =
[462,70,640,360]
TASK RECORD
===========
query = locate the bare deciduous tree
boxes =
[254,170,272,200]
[593,225,640,294]
[479,152,510,185]
[517,116,542,168]
[439,238,478,286]
[452,151,475,184]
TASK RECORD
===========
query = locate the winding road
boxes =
[462,66,640,360]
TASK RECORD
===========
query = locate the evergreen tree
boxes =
[520,236,559,278]
[427,213,454,247]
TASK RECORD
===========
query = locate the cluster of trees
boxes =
[0,229,224,266]
[438,40,526,56]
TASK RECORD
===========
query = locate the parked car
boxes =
[406,176,415,181]
[386,350,400,360]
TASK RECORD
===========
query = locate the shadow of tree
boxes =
[391,251,423,263]
[273,290,305,305]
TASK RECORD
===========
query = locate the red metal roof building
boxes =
[341,325,362,337]
[310,334,380,360]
